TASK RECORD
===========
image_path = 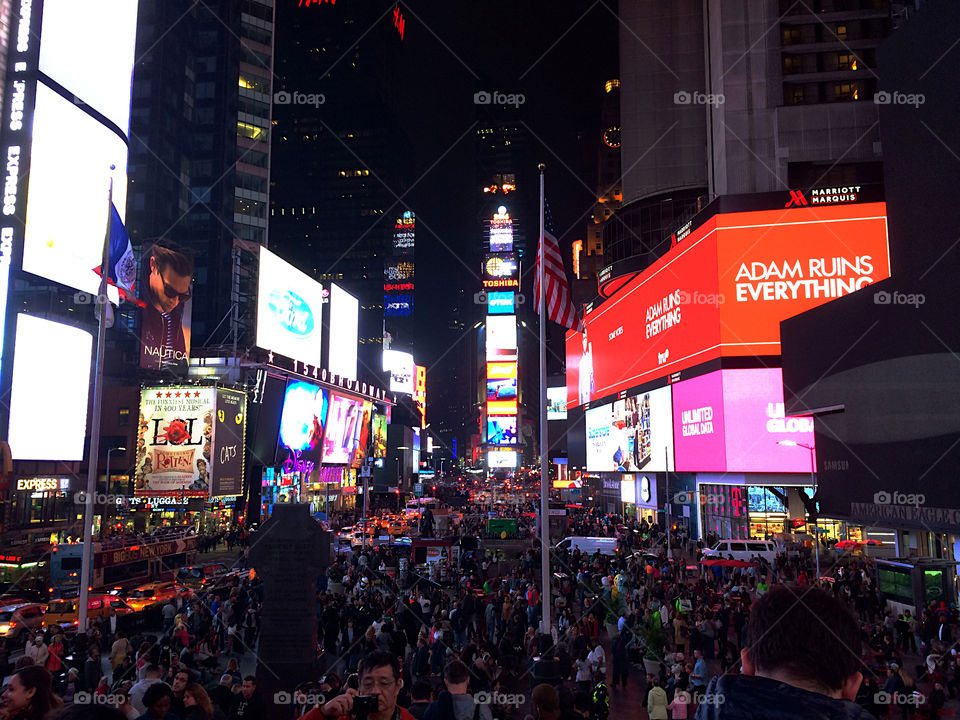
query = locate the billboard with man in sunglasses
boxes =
[140,241,194,373]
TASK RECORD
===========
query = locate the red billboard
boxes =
[567,202,890,407]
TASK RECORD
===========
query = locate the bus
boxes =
[50,532,197,596]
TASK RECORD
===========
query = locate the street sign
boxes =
[359,467,371,477]
[414,482,423,496]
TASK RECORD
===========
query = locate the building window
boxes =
[782,27,802,45]
[785,86,806,105]
[837,53,858,71]
[239,75,270,94]
[833,82,858,101]
[118,408,130,427]
[235,197,266,219]
[237,121,267,140]
[835,23,848,40]
[782,55,802,74]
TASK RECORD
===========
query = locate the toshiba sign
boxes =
[567,202,890,407]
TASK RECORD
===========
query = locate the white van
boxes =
[554,536,618,556]
[702,539,783,564]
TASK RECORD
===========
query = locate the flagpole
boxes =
[79,167,114,633]
[538,163,551,638]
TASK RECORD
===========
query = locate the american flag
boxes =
[534,199,582,331]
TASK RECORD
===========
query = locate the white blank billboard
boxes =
[38,0,139,133]
[8,315,93,461]
[22,85,127,299]
[383,349,414,395]
[486,315,517,360]
[328,283,358,379]
[256,247,324,367]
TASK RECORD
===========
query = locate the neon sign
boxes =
[393,3,405,39]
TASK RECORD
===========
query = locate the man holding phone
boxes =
[307,651,415,720]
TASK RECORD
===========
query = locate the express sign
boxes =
[567,202,891,407]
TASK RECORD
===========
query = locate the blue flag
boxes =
[94,204,144,306]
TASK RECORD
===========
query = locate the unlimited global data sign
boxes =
[257,247,324,367]
[567,202,891,407]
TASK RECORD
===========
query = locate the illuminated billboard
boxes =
[487,399,518,415]
[385,294,413,316]
[489,207,514,252]
[277,380,329,475]
[487,449,517,468]
[486,377,517,401]
[671,368,815,473]
[414,364,426,428]
[350,401,373,468]
[383,349,414,394]
[328,283,359,380]
[22,84,129,299]
[585,386,674,472]
[567,203,891,407]
[372,412,387,458]
[384,261,414,281]
[486,315,517,360]
[135,387,217,497]
[483,253,518,281]
[487,291,515,315]
[140,241,194,372]
[8,315,92,461]
[547,387,567,420]
[257,247,325,367]
[487,416,517,445]
[487,361,517,380]
[393,211,415,250]
[322,393,366,465]
[211,389,247,497]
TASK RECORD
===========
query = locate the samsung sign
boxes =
[256,246,324,368]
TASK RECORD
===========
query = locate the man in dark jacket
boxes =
[695,586,875,720]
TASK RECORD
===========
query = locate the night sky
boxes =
[390,0,619,388]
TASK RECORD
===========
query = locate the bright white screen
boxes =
[8,314,92,460]
[328,283,359,379]
[38,0,139,133]
[22,85,127,298]
[256,247,325,367]
[486,315,517,360]
[487,450,517,468]
[383,349,414,394]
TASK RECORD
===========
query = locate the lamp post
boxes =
[103,446,126,535]
[777,440,818,578]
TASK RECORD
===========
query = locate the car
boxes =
[121,581,191,612]
[42,595,133,631]
[702,539,783,564]
[176,563,228,590]
[553,536,619,556]
[0,603,46,645]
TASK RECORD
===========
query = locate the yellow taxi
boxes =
[42,594,134,630]
[121,581,191,612]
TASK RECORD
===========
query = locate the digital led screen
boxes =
[277,381,329,473]
[671,368,815,472]
[135,386,217,497]
[547,387,567,420]
[486,377,517,402]
[8,315,92,461]
[483,253,518,280]
[384,261,414,281]
[487,449,517,468]
[385,295,413,316]
[372,413,387,458]
[748,486,787,514]
[38,0,139,133]
[487,291,515,315]
[212,388,247,498]
[350,401,373,468]
[486,315,517,360]
[489,209,513,252]
[328,283,358,380]
[257,247,324,367]
[487,361,517,380]
[322,393,365,465]
[22,85,128,299]
[585,386,674,472]
[487,416,517,445]
[383,349,414,394]
[566,203,891,407]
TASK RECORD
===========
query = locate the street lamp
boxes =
[777,440,818,578]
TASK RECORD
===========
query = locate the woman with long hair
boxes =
[182,683,215,720]
[0,665,62,720]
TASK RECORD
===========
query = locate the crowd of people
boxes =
[2,505,958,720]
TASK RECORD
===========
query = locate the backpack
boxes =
[591,681,610,720]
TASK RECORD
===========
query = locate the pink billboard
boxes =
[672,368,815,472]
[672,372,726,471]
